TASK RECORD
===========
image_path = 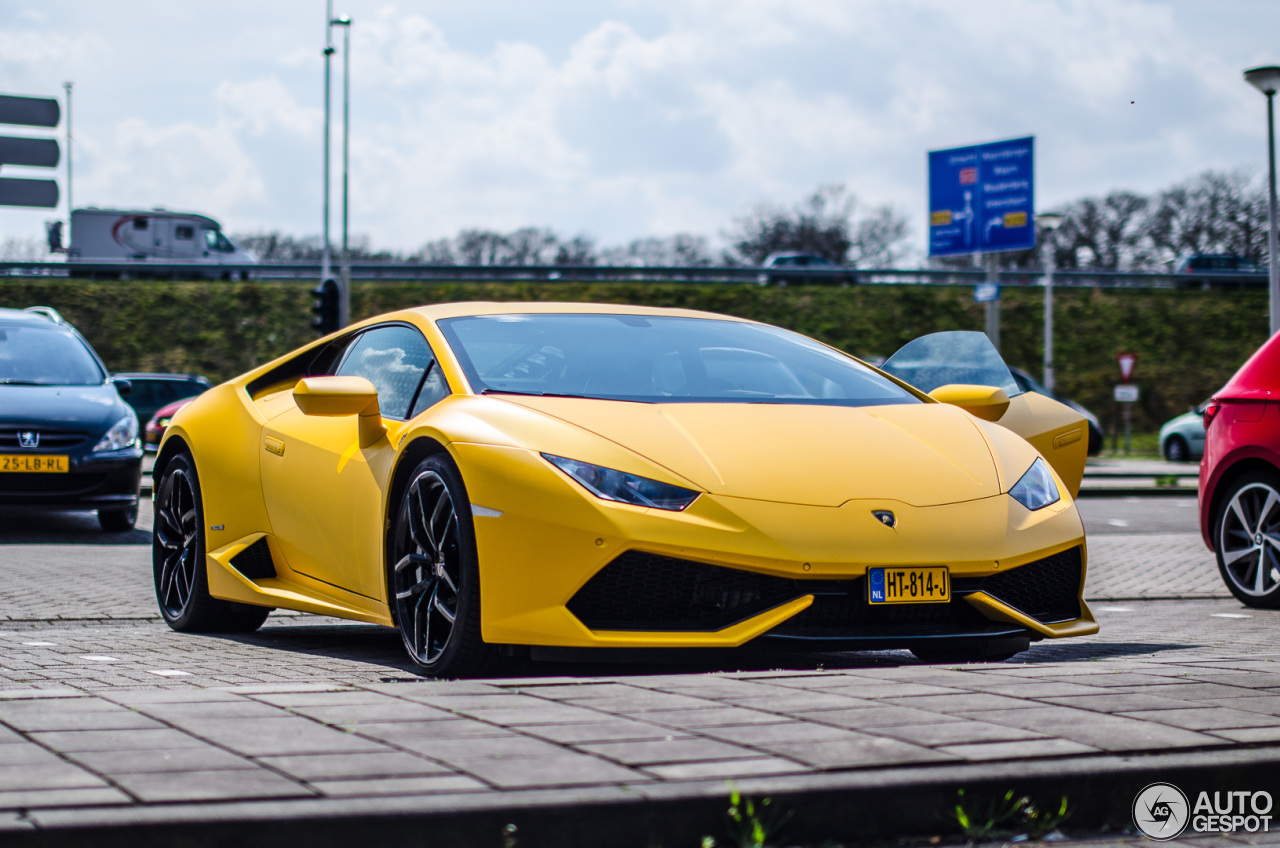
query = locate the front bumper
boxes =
[0,447,143,510]
[454,443,1094,649]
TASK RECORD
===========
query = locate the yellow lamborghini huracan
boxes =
[153,302,1096,676]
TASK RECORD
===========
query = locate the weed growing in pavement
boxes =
[952,788,1071,842]
[702,782,794,848]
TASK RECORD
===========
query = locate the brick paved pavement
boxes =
[0,498,1273,845]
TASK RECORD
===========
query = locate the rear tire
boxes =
[99,505,138,533]
[910,636,1030,664]
[1164,436,1189,463]
[388,453,508,678]
[153,451,271,632]
[1213,470,1280,609]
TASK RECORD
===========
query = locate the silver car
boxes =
[1159,402,1207,462]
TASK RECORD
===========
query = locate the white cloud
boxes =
[0,0,1274,256]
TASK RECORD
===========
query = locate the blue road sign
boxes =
[928,136,1034,257]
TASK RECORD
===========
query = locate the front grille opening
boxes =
[0,429,90,450]
[770,576,993,638]
[972,546,1082,623]
[567,551,801,632]
[0,473,106,494]
[566,546,1083,635]
[230,538,277,580]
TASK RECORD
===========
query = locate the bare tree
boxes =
[727,185,911,267]
[727,185,855,265]
[1143,170,1267,266]
[598,234,713,266]
[1051,191,1151,270]
[850,205,911,267]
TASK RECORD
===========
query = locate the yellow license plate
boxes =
[0,454,69,473]
[868,566,950,604]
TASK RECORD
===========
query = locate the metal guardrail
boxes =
[0,259,1269,289]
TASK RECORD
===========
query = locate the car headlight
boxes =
[94,414,139,452]
[542,454,699,511]
[1008,457,1061,511]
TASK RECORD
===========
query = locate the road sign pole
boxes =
[1043,240,1055,393]
[985,253,1000,352]
[63,82,72,237]
[321,0,334,290]
[1124,403,1131,455]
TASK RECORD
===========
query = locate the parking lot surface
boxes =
[0,495,1271,845]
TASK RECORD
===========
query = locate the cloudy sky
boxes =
[0,0,1277,257]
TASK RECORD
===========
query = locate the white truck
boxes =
[61,208,257,268]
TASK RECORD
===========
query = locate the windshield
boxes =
[439,314,919,407]
[0,325,105,386]
[880,331,1020,396]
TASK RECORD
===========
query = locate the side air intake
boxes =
[567,551,800,632]
[230,538,277,580]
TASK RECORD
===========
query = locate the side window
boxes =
[335,325,436,420]
[409,364,450,417]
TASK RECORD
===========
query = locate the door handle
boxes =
[264,436,285,456]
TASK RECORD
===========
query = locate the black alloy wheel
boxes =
[99,504,139,533]
[153,451,271,632]
[1215,471,1280,608]
[389,453,501,677]
[1164,436,1189,463]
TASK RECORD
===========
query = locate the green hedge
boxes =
[1,279,1266,433]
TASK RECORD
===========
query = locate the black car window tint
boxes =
[0,326,104,386]
[335,325,433,420]
[408,361,451,418]
[128,381,157,408]
[439,314,918,407]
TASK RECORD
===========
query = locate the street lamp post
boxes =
[1245,65,1280,336]
[1037,212,1064,393]
[321,1,335,293]
[331,15,351,328]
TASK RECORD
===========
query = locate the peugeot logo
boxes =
[17,431,38,448]
[872,510,896,529]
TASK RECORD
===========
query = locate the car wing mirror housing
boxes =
[293,376,386,446]
[111,377,132,398]
[928,384,1010,422]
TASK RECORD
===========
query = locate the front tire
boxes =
[388,453,503,677]
[1164,436,1189,463]
[153,451,271,632]
[1214,470,1280,608]
[99,505,138,532]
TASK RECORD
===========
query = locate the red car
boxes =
[1200,332,1280,607]
[143,396,199,451]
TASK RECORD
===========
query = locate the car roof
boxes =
[0,307,72,327]
[402,301,759,323]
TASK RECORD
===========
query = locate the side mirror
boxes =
[293,376,385,446]
[929,384,1010,422]
[112,377,132,398]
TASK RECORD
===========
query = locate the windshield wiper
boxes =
[0,380,45,386]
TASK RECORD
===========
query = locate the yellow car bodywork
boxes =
[157,301,1096,651]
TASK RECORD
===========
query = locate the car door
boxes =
[259,324,441,599]
[881,331,1089,496]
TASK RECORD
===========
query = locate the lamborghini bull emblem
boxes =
[872,510,896,529]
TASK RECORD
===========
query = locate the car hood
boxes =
[0,384,127,434]
[497,397,1001,507]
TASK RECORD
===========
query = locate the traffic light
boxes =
[311,278,340,336]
